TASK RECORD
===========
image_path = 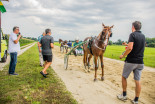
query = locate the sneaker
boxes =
[40,71,47,78]
[117,94,127,101]
[9,73,18,75]
[131,100,138,104]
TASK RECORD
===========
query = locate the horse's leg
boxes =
[94,56,98,82]
[88,54,92,72]
[65,47,66,53]
[100,55,104,81]
[63,46,64,53]
[83,50,88,72]
[66,47,68,53]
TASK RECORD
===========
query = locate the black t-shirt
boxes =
[40,35,54,55]
[125,31,145,64]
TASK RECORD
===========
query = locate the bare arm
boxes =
[50,43,54,48]
[122,42,128,46]
[120,42,133,59]
[14,35,21,44]
[38,42,42,52]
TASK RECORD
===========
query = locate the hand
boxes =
[119,55,124,59]
[122,42,126,45]
[18,34,22,38]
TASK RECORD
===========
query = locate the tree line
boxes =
[108,37,155,48]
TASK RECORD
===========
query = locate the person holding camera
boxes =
[8,26,21,75]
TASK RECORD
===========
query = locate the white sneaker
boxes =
[117,94,127,101]
[131,100,138,104]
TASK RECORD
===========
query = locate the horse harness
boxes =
[87,31,110,55]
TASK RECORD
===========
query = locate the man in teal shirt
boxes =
[38,32,45,66]
[73,37,83,56]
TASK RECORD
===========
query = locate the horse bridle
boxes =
[94,29,111,50]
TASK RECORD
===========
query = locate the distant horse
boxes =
[83,23,114,81]
[59,39,68,53]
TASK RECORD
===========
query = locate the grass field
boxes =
[54,42,155,68]
[0,44,77,104]
[19,38,35,47]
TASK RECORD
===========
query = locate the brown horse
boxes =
[83,23,114,81]
[59,39,68,53]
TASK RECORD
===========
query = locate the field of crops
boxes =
[54,42,155,68]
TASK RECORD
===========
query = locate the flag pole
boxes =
[0,0,8,60]
[0,10,1,53]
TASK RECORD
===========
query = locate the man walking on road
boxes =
[39,29,54,78]
[37,32,45,67]
[117,21,145,104]
[8,26,21,75]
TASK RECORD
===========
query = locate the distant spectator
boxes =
[8,26,21,75]
[67,40,72,48]
[73,37,83,56]
[37,32,45,67]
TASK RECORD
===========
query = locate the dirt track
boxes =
[51,46,155,104]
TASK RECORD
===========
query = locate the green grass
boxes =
[20,38,35,47]
[54,42,155,68]
[54,42,61,47]
[104,45,155,67]
[0,44,78,104]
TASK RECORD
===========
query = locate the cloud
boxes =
[2,0,155,41]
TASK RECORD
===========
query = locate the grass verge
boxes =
[0,44,78,104]
[20,38,35,47]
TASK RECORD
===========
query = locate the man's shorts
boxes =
[122,62,144,81]
[43,55,52,62]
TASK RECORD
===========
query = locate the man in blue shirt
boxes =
[67,40,72,48]
[38,32,45,67]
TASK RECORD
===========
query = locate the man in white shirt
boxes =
[8,26,21,75]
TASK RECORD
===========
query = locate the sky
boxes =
[2,0,155,41]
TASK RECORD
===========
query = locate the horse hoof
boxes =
[94,79,98,82]
[101,77,104,81]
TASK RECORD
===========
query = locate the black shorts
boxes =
[43,55,52,62]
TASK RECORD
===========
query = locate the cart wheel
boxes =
[93,56,99,69]
[2,52,7,63]
[64,55,69,69]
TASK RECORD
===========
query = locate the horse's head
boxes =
[100,23,114,46]
[59,39,63,44]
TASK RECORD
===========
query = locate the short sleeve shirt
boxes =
[8,33,20,53]
[40,35,54,55]
[73,42,82,50]
[125,31,145,64]
[38,35,43,43]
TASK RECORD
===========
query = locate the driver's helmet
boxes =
[75,37,79,41]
